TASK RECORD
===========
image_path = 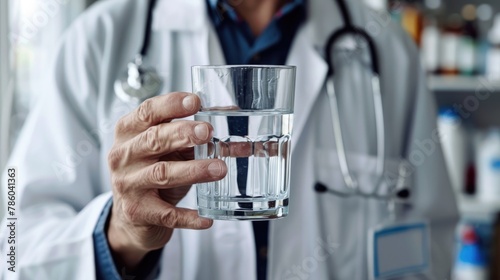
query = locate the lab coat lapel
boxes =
[151,0,225,66]
[152,0,206,32]
[152,0,224,89]
[286,27,327,154]
[286,0,345,153]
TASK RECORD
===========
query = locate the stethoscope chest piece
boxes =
[114,0,162,103]
[114,56,163,103]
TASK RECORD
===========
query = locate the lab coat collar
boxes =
[152,0,208,31]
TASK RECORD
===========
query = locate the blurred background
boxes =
[375,1,500,278]
[2,0,500,278]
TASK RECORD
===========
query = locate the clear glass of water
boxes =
[192,65,296,220]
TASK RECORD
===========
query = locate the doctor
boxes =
[1,0,458,279]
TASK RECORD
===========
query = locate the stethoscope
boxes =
[314,0,411,202]
[114,0,411,202]
[114,0,163,103]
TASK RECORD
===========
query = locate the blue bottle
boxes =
[453,226,487,280]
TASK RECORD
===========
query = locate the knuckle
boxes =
[164,92,180,104]
[143,126,161,153]
[160,209,179,228]
[123,201,141,223]
[136,99,154,123]
[115,117,129,134]
[175,123,191,146]
[151,162,171,185]
[112,175,127,193]
[108,147,123,170]
[187,163,201,181]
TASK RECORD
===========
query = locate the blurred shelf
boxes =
[429,76,500,93]
[457,194,500,221]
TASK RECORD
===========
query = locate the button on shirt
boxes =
[93,1,305,280]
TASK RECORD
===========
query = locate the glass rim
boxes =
[192,65,296,70]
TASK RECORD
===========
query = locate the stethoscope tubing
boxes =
[320,0,396,200]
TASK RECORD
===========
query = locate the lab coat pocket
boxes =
[314,149,410,197]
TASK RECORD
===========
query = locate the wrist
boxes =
[107,212,150,270]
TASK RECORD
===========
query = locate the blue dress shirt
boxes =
[207,0,305,65]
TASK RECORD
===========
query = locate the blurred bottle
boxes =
[389,1,403,24]
[421,15,440,74]
[364,0,388,11]
[476,4,494,76]
[464,164,476,196]
[420,0,443,74]
[401,1,423,45]
[486,14,500,80]
[453,225,487,280]
[438,108,467,193]
[477,129,500,203]
[458,4,478,76]
[440,14,463,75]
[423,0,442,11]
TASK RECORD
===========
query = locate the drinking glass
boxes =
[192,65,296,220]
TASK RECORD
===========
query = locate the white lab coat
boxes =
[1,0,458,279]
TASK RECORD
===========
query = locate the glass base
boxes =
[198,199,289,221]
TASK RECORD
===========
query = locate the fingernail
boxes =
[199,218,213,228]
[194,124,210,140]
[182,95,197,111]
[208,162,224,177]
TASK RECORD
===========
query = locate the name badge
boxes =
[368,221,431,280]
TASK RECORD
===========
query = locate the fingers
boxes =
[108,92,218,256]
[150,205,213,229]
[126,121,213,159]
[120,159,227,190]
[123,195,213,230]
[116,92,201,138]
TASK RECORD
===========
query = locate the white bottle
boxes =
[421,18,440,73]
[364,0,388,11]
[440,16,461,75]
[477,129,500,203]
[486,14,500,79]
[438,108,467,193]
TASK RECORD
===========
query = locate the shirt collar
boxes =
[208,0,306,10]
[208,0,218,8]
[208,0,306,26]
